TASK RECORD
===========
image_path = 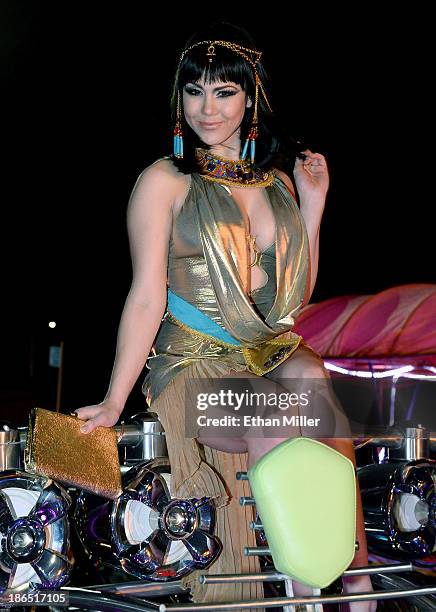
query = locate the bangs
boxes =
[177,46,252,92]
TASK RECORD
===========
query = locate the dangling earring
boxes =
[241,124,258,164]
[173,89,184,159]
[241,73,260,164]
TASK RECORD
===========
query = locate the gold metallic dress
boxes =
[142,168,313,606]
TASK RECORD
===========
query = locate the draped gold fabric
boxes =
[141,168,310,607]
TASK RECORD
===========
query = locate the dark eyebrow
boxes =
[187,82,239,91]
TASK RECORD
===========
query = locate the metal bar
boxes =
[344,563,413,577]
[83,580,187,597]
[361,436,436,452]
[115,423,166,446]
[14,427,436,452]
[236,472,248,480]
[249,521,263,530]
[244,544,360,555]
[158,585,436,610]
[244,546,270,556]
[198,563,414,584]
[239,497,255,506]
[199,571,294,585]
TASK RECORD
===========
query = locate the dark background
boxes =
[1,3,432,423]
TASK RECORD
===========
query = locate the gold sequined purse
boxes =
[24,406,123,500]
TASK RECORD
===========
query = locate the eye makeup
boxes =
[184,86,237,97]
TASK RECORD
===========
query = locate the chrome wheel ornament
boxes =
[73,458,221,580]
[359,459,436,561]
[0,470,72,598]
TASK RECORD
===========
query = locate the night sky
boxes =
[1,3,432,422]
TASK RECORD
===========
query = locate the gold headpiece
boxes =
[173,40,273,163]
[180,40,263,68]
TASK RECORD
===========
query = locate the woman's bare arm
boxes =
[275,165,326,306]
[75,160,178,432]
[299,201,322,304]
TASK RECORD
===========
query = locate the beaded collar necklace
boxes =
[195,147,274,188]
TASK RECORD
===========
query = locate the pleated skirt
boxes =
[143,355,266,610]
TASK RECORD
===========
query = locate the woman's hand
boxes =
[293,149,330,203]
[73,399,122,433]
[341,575,377,611]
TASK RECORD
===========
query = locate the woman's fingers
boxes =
[74,406,95,419]
[79,412,105,433]
[301,150,326,161]
[297,149,327,173]
[80,419,95,433]
[72,406,104,433]
[73,402,120,434]
[305,163,326,174]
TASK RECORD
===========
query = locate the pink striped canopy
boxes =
[293,284,436,369]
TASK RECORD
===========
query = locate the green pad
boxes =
[247,437,356,588]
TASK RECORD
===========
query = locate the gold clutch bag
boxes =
[24,406,123,500]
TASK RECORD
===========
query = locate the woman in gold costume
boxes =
[75,21,376,611]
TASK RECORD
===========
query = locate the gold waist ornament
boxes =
[166,312,302,376]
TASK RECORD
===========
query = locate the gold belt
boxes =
[166,311,303,376]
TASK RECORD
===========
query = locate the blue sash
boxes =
[167,288,241,346]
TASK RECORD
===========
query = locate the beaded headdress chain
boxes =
[173,40,273,164]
